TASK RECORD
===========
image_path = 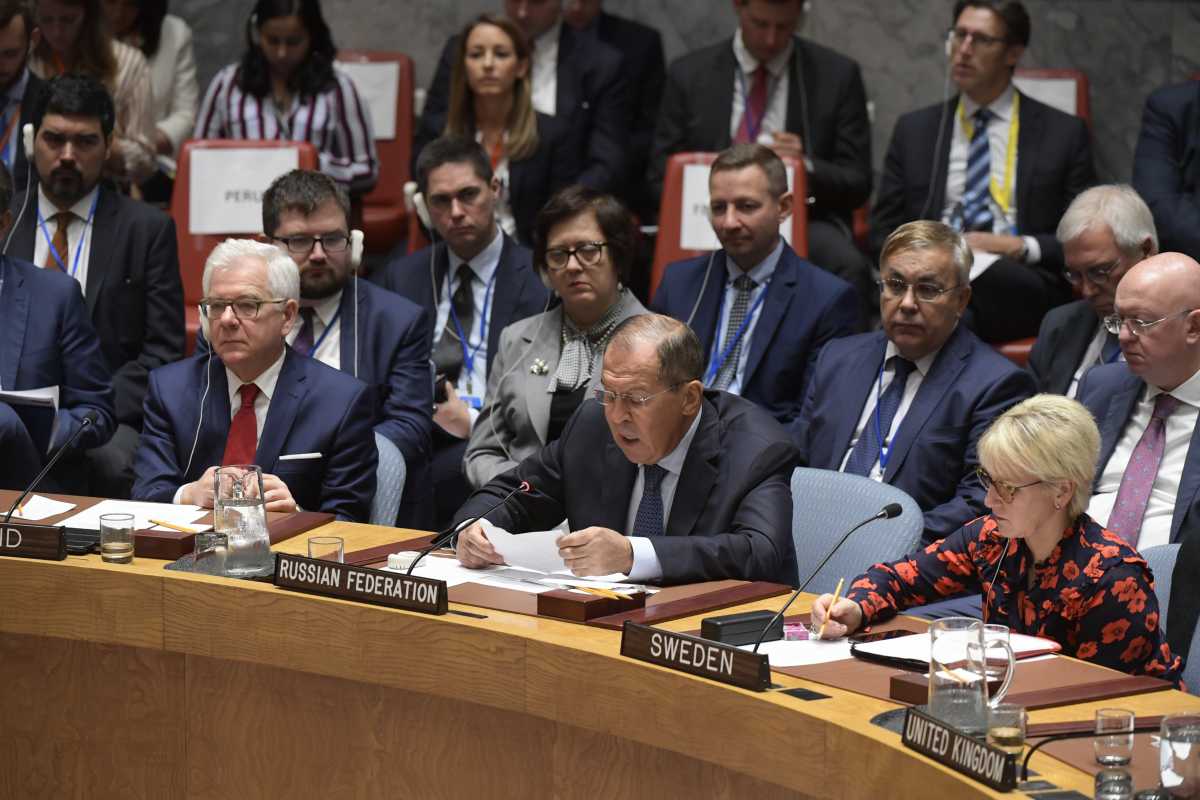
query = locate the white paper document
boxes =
[851,632,1061,664]
[58,500,212,532]
[739,638,853,667]
[8,494,76,521]
[482,518,570,573]
[969,248,1000,282]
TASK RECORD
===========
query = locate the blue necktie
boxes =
[632,464,667,537]
[844,357,916,476]
[962,108,994,232]
[713,274,756,391]
[1100,332,1121,364]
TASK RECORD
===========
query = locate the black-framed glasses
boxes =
[1102,309,1196,338]
[948,27,1006,49]
[1063,259,1120,288]
[976,468,1042,503]
[200,297,288,320]
[274,233,350,255]
[877,278,962,303]
[545,242,607,271]
[593,383,681,409]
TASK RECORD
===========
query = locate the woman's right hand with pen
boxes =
[810,594,864,639]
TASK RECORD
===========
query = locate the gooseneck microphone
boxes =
[750,502,903,653]
[4,410,99,524]
[405,480,532,575]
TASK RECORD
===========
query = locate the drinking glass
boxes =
[987,703,1027,756]
[99,513,135,564]
[1095,708,1135,767]
[192,532,228,576]
[982,623,1013,681]
[307,536,344,563]
[1160,714,1200,798]
[214,465,272,578]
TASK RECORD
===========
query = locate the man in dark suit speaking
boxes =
[453,313,798,586]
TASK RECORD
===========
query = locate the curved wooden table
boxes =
[1,521,1195,798]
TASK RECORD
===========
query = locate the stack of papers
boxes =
[7,494,76,521]
[851,632,1061,663]
[738,638,854,667]
[58,500,213,532]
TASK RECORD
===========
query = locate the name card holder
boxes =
[620,620,769,692]
[901,706,1016,791]
[274,553,447,615]
[0,522,66,560]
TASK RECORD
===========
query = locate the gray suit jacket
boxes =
[464,292,647,488]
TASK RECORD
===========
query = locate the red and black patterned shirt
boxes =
[845,514,1182,684]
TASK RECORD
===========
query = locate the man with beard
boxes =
[6,74,182,496]
[0,1,43,190]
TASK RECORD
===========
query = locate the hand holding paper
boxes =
[556,526,634,576]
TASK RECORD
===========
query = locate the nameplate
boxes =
[901,706,1016,791]
[620,620,769,692]
[273,553,447,615]
[0,522,66,561]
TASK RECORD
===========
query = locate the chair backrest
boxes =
[335,50,414,210]
[995,336,1036,367]
[649,152,808,300]
[1013,68,1091,124]
[789,467,925,595]
[1142,543,1181,641]
[370,431,406,525]
[170,139,320,354]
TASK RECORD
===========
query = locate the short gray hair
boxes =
[609,314,704,386]
[1056,184,1158,256]
[880,220,973,284]
[202,238,300,301]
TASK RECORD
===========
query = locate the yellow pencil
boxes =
[148,518,197,533]
[818,577,845,639]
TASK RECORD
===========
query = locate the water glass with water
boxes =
[1095,708,1135,767]
[99,513,135,564]
[192,532,228,576]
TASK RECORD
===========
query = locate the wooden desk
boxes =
[1,521,1195,798]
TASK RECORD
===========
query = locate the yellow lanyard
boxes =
[958,92,1020,222]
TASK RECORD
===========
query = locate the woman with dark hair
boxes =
[194,0,377,194]
[413,13,576,244]
[465,185,646,487]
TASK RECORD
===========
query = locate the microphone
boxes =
[4,410,99,524]
[750,502,903,653]
[404,480,532,575]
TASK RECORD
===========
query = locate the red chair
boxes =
[649,152,808,301]
[337,51,415,256]
[1013,68,1091,124]
[170,139,319,354]
[995,337,1036,368]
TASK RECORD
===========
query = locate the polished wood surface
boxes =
[2,520,1198,798]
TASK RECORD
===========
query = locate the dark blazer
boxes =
[1027,299,1101,395]
[455,391,799,586]
[792,324,1036,544]
[132,348,376,522]
[10,71,44,193]
[8,186,184,429]
[650,36,871,224]
[374,233,550,375]
[869,91,1095,269]
[651,244,861,425]
[1133,81,1200,261]
[421,25,630,193]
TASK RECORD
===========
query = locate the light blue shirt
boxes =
[435,228,503,401]
[706,238,782,394]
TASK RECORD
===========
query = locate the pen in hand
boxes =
[818,576,845,639]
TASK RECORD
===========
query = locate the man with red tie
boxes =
[131,239,376,521]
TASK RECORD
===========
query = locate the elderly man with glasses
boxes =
[452,313,798,586]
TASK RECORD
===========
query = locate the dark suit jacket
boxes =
[1133,81,1200,261]
[374,233,550,375]
[421,25,630,193]
[792,324,1036,544]
[8,186,184,429]
[869,91,1095,271]
[1027,299,1101,395]
[650,36,871,224]
[132,348,376,522]
[651,244,861,425]
[455,391,799,586]
[10,71,44,193]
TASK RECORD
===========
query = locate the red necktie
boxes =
[735,66,769,144]
[222,384,260,466]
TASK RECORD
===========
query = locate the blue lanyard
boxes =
[871,356,909,471]
[445,264,497,394]
[36,190,99,278]
[703,280,769,386]
[304,307,341,358]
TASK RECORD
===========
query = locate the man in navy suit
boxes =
[1133,81,1200,262]
[0,2,43,192]
[261,169,432,526]
[652,143,860,427]
[454,314,798,586]
[132,240,376,522]
[870,1,1094,343]
[793,221,1035,544]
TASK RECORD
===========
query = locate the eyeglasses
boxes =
[1063,259,1120,288]
[948,27,1007,48]
[427,185,487,212]
[545,242,607,271]
[1102,309,1196,337]
[274,234,350,255]
[593,383,681,409]
[877,278,962,303]
[200,297,287,320]
[976,468,1042,503]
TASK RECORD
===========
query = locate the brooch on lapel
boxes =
[530,358,549,375]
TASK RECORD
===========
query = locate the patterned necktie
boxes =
[712,274,756,391]
[44,211,72,271]
[962,108,994,232]
[432,263,474,381]
[633,464,667,538]
[1106,393,1181,546]
[844,357,917,476]
[222,384,260,466]
[734,65,769,144]
[292,307,317,355]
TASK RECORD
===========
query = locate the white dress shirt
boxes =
[436,228,503,401]
[530,22,560,116]
[623,407,704,582]
[706,238,782,394]
[1086,366,1200,550]
[729,29,791,144]
[34,185,99,290]
[838,341,941,479]
[286,290,343,370]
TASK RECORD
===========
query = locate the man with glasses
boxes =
[1028,186,1158,397]
[453,313,798,586]
[132,239,376,522]
[793,221,1034,545]
[870,0,1094,343]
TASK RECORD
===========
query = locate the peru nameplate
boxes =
[901,706,1016,791]
[274,553,447,615]
[620,620,770,692]
[0,522,66,561]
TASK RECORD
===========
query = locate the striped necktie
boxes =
[962,108,994,232]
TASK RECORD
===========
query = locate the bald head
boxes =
[1113,253,1200,391]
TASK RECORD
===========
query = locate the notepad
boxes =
[851,631,1061,664]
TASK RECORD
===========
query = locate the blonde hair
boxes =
[880,220,973,285]
[977,394,1100,519]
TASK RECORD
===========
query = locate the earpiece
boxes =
[349,229,364,269]
[945,29,955,59]
[22,122,32,160]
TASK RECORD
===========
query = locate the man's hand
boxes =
[964,232,1026,261]
[433,381,472,439]
[261,473,299,512]
[456,521,506,568]
[179,466,220,507]
[767,130,804,162]
[557,527,634,576]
